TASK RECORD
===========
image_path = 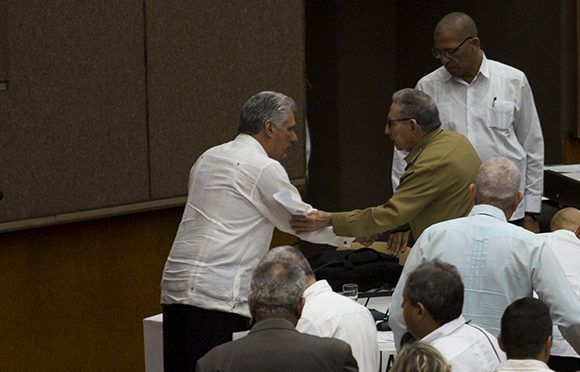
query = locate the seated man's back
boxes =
[296,279,379,372]
[197,318,358,372]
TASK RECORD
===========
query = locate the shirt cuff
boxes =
[524,194,542,213]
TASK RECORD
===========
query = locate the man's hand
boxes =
[388,230,411,256]
[355,234,380,246]
[291,210,332,233]
[522,214,540,233]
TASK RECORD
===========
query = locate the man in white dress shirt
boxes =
[389,157,580,357]
[497,298,555,372]
[538,207,580,371]
[401,260,505,372]
[276,246,379,372]
[391,12,544,233]
[160,91,353,371]
[262,245,379,372]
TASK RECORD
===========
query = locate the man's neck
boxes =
[462,50,483,84]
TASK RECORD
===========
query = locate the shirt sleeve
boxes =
[532,242,580,354]
[331,157,448,238]
[514,76,544,213]
[254,162,354,247]
[391,148,408,192]
[388,235,426,350]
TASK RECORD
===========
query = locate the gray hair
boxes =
[407,260,464,326]
[238,91,296,135]
[250,254,306,318]
[392,88,441,133]
[475,157,520,210]
[261,245,315,278]
[391,342,452,372]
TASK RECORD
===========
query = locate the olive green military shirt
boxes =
[331,129,481,240]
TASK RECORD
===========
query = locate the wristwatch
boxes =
[525,212,540,222]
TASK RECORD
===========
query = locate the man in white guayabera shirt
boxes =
[391,12,544,236]
[160,91,354,371]
[538,207,580,372]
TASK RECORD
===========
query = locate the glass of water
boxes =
[342,283,358,301]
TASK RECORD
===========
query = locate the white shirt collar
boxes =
[421,316,466,344]
[469,204,508,222]
[235,133,269,157]
[303,280,333,300]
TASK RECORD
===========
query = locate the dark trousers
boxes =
[162,303,251,372]
[548,355,580,372]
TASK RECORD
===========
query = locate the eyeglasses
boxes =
[431,36,474,59]
[387,117,414,127]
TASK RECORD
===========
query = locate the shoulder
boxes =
[417,66,448,84]
[486,59,528,82]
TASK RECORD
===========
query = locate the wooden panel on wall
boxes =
[0,208,182,371]
[146,0,307,199]
[0,1,149,223]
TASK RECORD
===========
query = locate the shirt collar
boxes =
[303,280,333,300]
[421,316,466,344]
[468,204,508,222]
[405,128,444,165]
[235,133,269,157]
[442,51,489,84]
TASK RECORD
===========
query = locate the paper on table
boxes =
[377,331,394,342]
[545,164,580,173]
[273,190,315,216]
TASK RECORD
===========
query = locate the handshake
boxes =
[290,211,410,256]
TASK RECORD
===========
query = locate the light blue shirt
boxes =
[389,204,580,354]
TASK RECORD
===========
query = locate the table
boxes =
[544,164,580,208]
[144,295,396,372]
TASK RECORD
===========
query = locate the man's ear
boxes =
[471,37,481,49]
[469,183,476,202]
[248,291,256,319]
[415,301,427,320]
[264,120,275,138]
[294,297,305,319]
[513,191,524,211]
[575,225,580,240]
[497,332,506,352]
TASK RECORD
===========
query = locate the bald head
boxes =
[435,12,478,40]
[550,208,580,233]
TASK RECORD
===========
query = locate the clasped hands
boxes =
[290,211,410,256]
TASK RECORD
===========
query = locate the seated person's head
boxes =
[249,251,306,325]
[402,260,463,340]
[471,157,522,218]
[391,341,451,372]
[262,245,315,282]
[550,207,580,238]
[498,297,552,362]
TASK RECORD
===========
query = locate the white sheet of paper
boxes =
[273,190,315,216]
[545,164,580,173]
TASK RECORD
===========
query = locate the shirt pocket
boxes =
[487,100,514,131]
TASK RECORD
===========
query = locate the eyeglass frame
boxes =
[431,36,474,59]
[386,117,414,127]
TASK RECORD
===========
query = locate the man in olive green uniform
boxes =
[292,88,481,252]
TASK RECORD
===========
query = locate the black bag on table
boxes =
[310,247,403,292]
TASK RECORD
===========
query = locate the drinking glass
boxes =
[342,283,358,301]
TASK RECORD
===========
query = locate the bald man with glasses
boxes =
[391,12,544,234]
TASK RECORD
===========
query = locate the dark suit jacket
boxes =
[196,317,359,372]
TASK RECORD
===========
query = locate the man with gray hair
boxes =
[262,246,379,372]
[196,249,358,372]
[388,157,580,357]
[292,88,480,252]
[161,91,354,371]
